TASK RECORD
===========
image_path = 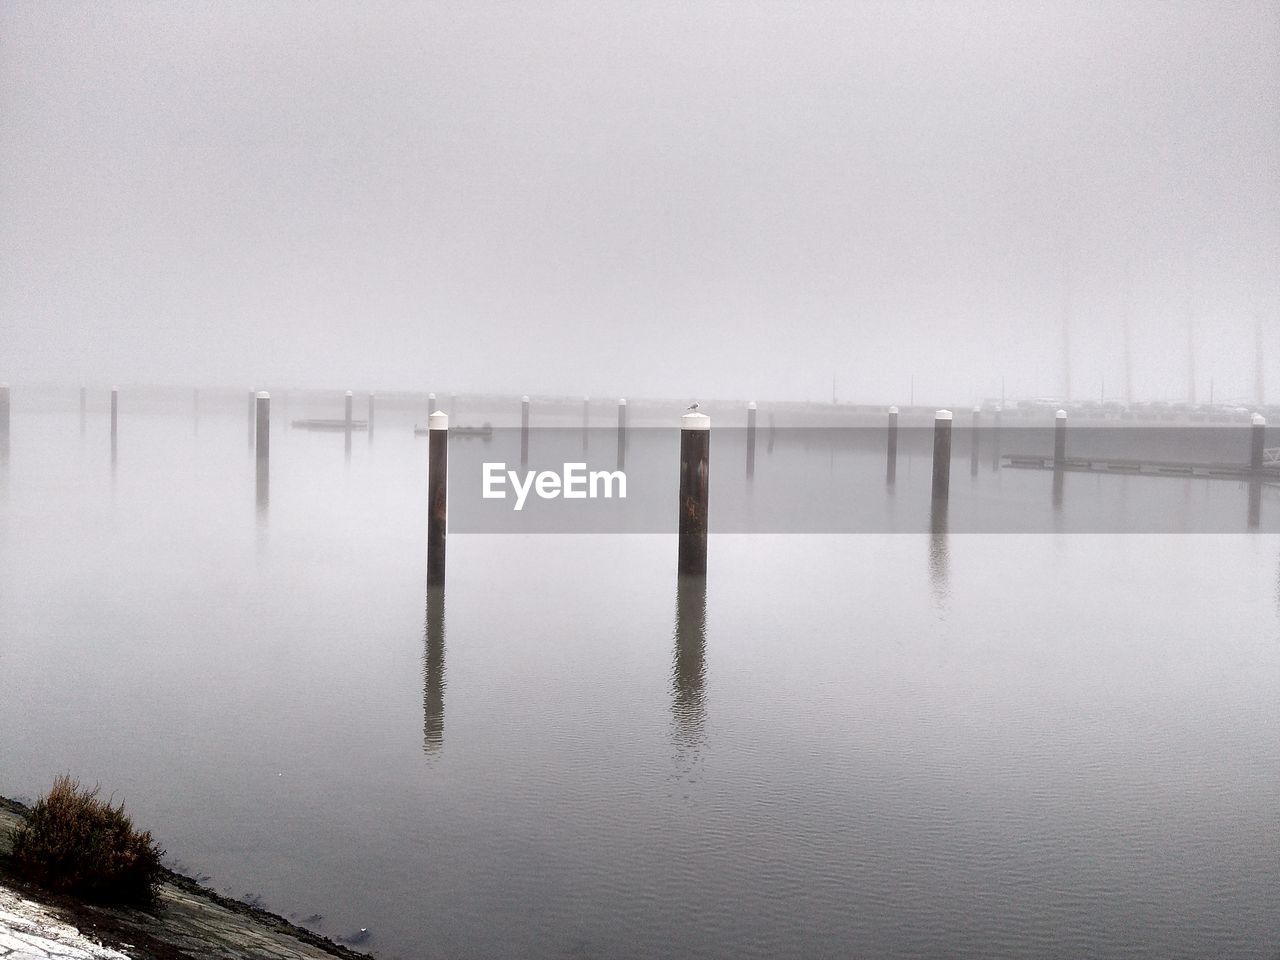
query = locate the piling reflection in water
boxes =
[671,574,707,755]
[1052,466,1065,510]
[1248,480,1261,529]
[928,498,949,610]
[423,585,446,756]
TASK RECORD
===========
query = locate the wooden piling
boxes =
[970,406,981,476]
[344,390,353,460]
[746,401,757,478]
[931,409,952,501]
[678,411,710,575]
[990,405,1002,471]
[521,395,530,466]
[1251,413,1266,472]
[886,405,898,484]
[367,392,376,439]
[427,411,448,585]
[617,398,627,470]
[582,396,589,450]
[1054,409,1067,465]
[255,391,270,509]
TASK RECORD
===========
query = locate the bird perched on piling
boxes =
[686,401,700,412]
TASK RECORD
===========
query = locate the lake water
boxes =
[2,395,1279,959]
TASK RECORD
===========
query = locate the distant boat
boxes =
[414,421,493,439]
[292,419,367,431]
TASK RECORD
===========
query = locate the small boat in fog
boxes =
[291,419,368,431]
[415,422,493,439]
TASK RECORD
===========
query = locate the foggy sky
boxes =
[2,1,1277,404]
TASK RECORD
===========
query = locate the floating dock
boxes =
[1002,452,1279,480]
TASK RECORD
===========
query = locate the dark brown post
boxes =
[746,401,757,478]
[931,409,952,501]
[427,411,448,585]
[886,405,899,484]
[678,411,710,575]
[521,395,530,466]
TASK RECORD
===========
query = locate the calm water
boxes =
[2,398,1279,959]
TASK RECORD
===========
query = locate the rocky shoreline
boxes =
[0,796,368,960]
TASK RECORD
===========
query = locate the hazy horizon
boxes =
[2,1,1277,403]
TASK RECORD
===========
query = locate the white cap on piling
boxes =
[345,390,353,397]
[1253,412,1266,425]
[584,395,589,401]
[522,395,530,403]
[888,405,898,415]
[429,411,448,430]
[935,409,952,420]
[112,385,119,392]
[255,391,269,400]
[428,392,436,400]
[748,400,757,410]
[618,397,627,406]
[1056,409,1067,419]
[681,411,710,430]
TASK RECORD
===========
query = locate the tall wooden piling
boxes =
[367,392,376,440]
[886,405,899,484]
[931,410,952,501]
[427,411,448,585]
[192,388,199,435]
[970,407,981,476]
[521,395,530,466]
[255,392,270,509]
[746,401,757,478]
[1251,413,1266,472]
[990,405,1002,471]
[582,396,589,450]
[110,385,119,445]
[343,390,353,460]
[617,398,627,470]
[1054,409,1068,465]
[678,411,710,575]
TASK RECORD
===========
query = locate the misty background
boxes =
[1,0,1276,404]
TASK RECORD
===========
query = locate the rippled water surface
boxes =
[2,399,1279,959]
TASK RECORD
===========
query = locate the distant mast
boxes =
[1061,260,1072,401]
[1256,316,1266,406]
[1122,262,1134,405]
[1186,315,1196,406]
